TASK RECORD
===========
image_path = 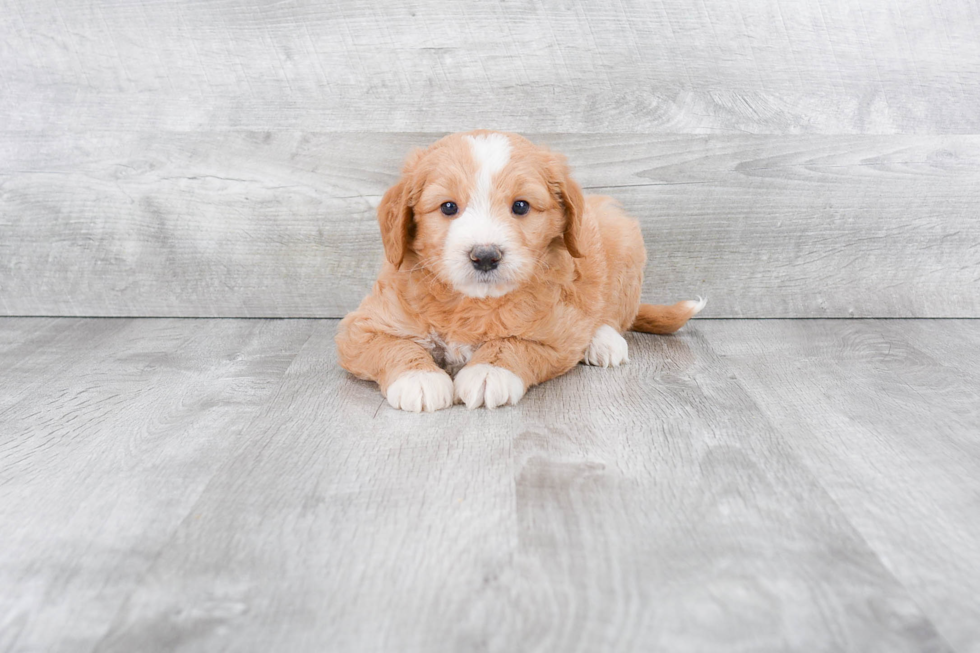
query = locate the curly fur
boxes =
[336,130,703,411]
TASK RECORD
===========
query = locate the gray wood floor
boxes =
[1,318,978,653]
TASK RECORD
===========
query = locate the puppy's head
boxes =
[377,130,584,298]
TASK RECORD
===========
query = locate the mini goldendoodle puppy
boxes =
[336,130,704,412]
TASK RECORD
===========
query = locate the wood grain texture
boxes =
[703,319,980,653]
[5,317,975,652]
[0,318,316,652]
[1,0,978,133]
[2,132,978,318]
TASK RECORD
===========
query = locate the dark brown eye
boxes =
[440,201,458,216]
[512,200,530,216]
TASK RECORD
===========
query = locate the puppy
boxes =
[336,130,704,412]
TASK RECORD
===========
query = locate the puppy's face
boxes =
[378,131,584,298]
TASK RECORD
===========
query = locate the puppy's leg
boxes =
[453,338,581,409]
[336,321,453,413]
[582,324,629,367]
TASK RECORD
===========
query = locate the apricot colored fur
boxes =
[335,130,701,408]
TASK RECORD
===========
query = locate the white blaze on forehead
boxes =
[466,133,512,201]
[440,133,527,298]
[458,132,511,229]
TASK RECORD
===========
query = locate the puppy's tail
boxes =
[631,298,706,334]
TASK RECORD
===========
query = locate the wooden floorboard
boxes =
[1,318,977,652]
[0,319,316,652]
[702,319,980,653]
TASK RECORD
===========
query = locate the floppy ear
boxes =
[547,154,586,258]
[377,179,412,268]
[377,149,425,268]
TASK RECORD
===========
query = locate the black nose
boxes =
[469,245,503,272]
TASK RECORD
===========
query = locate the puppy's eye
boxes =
[440,201,458,216]
[512,200,530,216]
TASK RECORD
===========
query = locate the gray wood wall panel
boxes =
[2,1,979,317]
[2,0,979,133]
[2,132,978,317]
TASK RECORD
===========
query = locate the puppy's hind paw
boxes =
[385,370,454,413]
[582,325,629,367]
[453,364,525,409]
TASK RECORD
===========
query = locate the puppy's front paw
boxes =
[453,364,525,409]
[385,370,454,413]
[583,324,629,367]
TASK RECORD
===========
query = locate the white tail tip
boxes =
[685,296,707,315]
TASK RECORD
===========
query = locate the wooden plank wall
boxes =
[1,0,978,317]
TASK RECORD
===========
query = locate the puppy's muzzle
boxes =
[469,245,503,272]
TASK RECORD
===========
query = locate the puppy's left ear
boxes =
[547,154,586,258]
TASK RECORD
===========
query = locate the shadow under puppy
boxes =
[336,130,704,412]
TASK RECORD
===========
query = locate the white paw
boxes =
[453,364,525,409]
[385,370,454,413]
[582,325,629,367]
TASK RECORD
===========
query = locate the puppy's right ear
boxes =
[377,148,425,268]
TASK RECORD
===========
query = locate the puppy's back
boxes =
[583,196,647,331]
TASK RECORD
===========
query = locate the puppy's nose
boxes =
[469,245,503,272]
